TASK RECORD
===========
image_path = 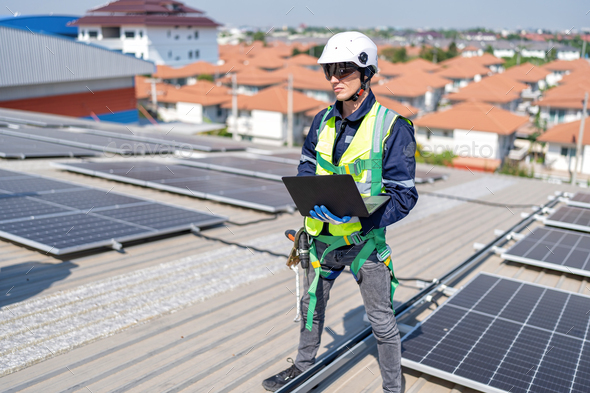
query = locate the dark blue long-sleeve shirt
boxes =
[298,89,419,235]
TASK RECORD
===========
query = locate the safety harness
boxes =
[303,103,403,331]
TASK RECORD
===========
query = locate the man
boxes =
[262,31,418,393]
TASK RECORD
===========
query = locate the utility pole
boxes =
[582,40,587,59]
[150,78,157,108]
[287,73,294,147]
[232,73,240,141]
[572,92,588,185]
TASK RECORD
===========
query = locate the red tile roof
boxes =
[220,86,325,114]
[155,61,220,79]
[543,59,590,72]
[446,73,529,104]
[414,100,529,135]
[70,15,220,27]
[372,70,451,97]
[501,62,551,84]
[533,81,590,109]
[374,94,419,118]
[538,118,590,145]
[434,62,492,79]
[88,0,203,14]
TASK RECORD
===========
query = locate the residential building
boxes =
[446,73,528,111]
[221,86,324,145]
[413,100,529,170]
[154,81,231,124]
[501,62,550,93]
[539,118,590,174]
[435,62,491,93]
[71,0,221,66]
[372,69,451,113]
[542,58,590,85]
[0,25,154,123]
[533,80,590,125]
[461,45,483,57]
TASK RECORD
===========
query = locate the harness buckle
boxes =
[349,232,364,245]
[352,159,363,176]
[377,245,392,262]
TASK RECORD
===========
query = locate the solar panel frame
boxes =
[400,272,590,393]
[545,206,590,233]
[502,227,590,277]
[0,169,227,254]
[54,161,296,213]
[415,169,448,184]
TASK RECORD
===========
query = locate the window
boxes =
[175,35,179,40]
[124,31,135,38]
[561,147,568,156]
[167,30,171,38]
[102,26,120,38]
[188,51,193,59]
[195,49,200,59]
[188,35,192,39]
[168,50,172,58]
[139,30,143,38]
[194,31,199,39]
[561,147,576,157]
[88,30,98,38]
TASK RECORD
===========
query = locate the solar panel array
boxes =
[545,206,590,233]
[0,127,174,156]
[502,227,590,277]
[55,161,296,213]
[401,272,590,393]
[415,169,447,184]
[0,134,99,159]
[0,169,226,254]
[176,156,297,181]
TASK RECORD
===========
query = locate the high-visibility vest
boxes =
[304,100,412,237]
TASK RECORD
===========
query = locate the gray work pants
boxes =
[294,240,402,393]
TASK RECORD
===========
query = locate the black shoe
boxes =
[262,358,303,392]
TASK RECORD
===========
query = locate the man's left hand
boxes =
[310,205,359,225]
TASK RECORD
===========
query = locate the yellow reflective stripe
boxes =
[312,260,321,269]
[344,236,351,246]
[384,256,391,266]
[345,164,351,175]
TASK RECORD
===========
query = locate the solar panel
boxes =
[81,127,246,152]
[502,227,590,277]
[0,169,226,254]
[567,193,590,209]
[401,272,590,393]
[0,134,99,159]
[176,156,297,181]
[0,127,174,156]
[55,161,296,213]
[545,206,590,233]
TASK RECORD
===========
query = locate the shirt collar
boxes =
[328,89,376,122]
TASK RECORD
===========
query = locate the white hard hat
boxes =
[318,31,378,74]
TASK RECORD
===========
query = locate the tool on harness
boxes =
[285,228,310,322]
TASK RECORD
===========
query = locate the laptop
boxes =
[282,174,390,218]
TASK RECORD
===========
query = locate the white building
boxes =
[221,86,325,146]
[71,0,221,66]
[413,101,529,165]
[539,118,590,175]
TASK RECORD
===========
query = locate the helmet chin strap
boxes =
[345,68,368,102]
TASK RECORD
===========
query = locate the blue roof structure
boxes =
[0,15,80,38]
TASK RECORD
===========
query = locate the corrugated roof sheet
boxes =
[0,26,155,88]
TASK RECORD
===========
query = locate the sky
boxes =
[1,0,589,32]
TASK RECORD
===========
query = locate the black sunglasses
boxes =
[322,62,360,81]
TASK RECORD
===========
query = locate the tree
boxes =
[197,74,214,82]
[484,45,494,54]
[446,42,458,59]
[252,31,266,44]
[528,110,548,164]
[381,47,408,63]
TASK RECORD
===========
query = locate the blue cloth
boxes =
[298,89,419,235]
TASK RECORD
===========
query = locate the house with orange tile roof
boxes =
[218,67,286,95]
[151,80,232,123]
[538,118,590,174]
[270,65,335,103]
[435,60,492,93]
[461,45,483,58]
[372,69,451,113]
[220,86,325,145]
[542,58,590,85]
[501,62,551,94]
[446,73,529,111]
[413,101,529,169]
[533,80,590,125]
[439,53,505,74]
[285,53,321,71]
[154,61,229,86]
